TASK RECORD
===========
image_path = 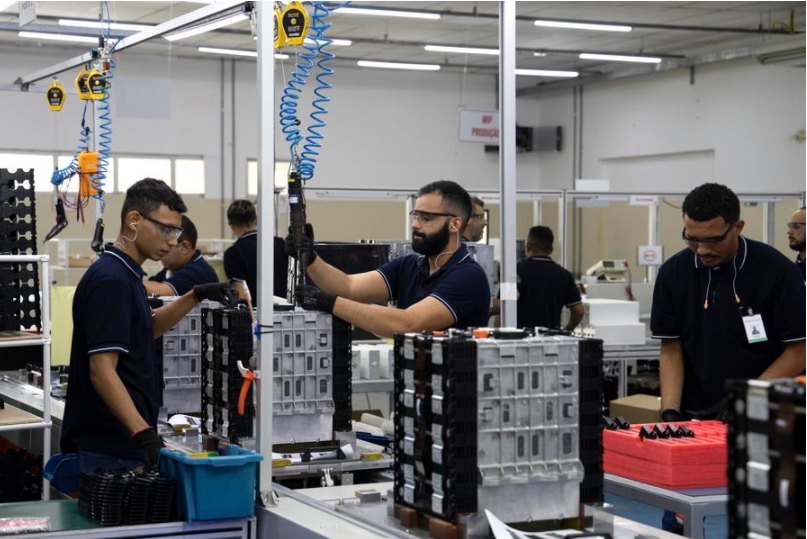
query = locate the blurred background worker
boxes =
[462,196,487,243]
[787,206,805,280]
[145,215,218,296]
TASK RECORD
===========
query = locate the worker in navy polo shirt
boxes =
[145,215,219,296]
[652,183,805,534]
[61,179,233,471]
[787,206,805,281]
[288,180,491,338]
[462,196,488,243]
[490,225,584,330]
[223,199,288,306]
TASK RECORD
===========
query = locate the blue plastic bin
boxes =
[158,445,263,521]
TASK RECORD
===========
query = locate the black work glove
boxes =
[693,398,729,423]
[295,283,336,313]
[132,428,162,467]
[193,282,237,307]
[661,408,683,423]
[284,223,317,263]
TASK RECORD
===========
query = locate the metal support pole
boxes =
[405,194,415,241]
[648,202,659,282]
[255,1,275,506]
[532,200,542,225]
[498,0,517,328]
[559,190,568,269]
[763,201,775,246]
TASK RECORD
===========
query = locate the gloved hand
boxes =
[193,282,237,307]
[284,223,317,263]
[295,283,336,313]
[694,398,729,423]
[661,408,683,423]
[132,427,162,467]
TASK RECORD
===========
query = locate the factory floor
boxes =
[605,493,728,539]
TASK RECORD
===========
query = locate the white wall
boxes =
[576,58,806,193]
[1,48,804,199]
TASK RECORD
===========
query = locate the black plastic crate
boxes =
[577,337,604,505]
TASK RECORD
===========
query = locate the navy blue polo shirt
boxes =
[223,232,289,305]
[515,255,581,328]
[61,245,160,460]
[796,254,805,281]
[376,243,490,330]
[149,249,219,295]
[651,236,806,414]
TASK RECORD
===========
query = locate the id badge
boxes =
[743,314,768,343]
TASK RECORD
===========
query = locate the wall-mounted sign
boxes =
[629,195,659,206]
[637,245,663,266]
[457,108,500,144]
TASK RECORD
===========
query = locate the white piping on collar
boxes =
[104,250,142,279]
[238,231,258,240]
[193,252,204,263]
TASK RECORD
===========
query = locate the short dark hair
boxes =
[227,200,257,227]
[120,178,186,226]
[178,215,198,248]
[471,196,485,208]
[417,181,473,223]
[682,183,740,224]
[527,225,554,253]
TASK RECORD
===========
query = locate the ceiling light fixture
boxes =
[515,68,579,78]
[335,7,440,20]
[197,46,290,60]
[59,19,153,32]
[304,38,352,47]
[357,60,440,71]
[164,12,248,42]
[18,31,111,44]
[579,52,662,63]
[534,19,632,32]
[424,44,499,56]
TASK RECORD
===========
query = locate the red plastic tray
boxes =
[603,421,727,489]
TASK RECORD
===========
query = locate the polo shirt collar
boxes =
[237,230,257,242]
[102,244,146,279]
[693,235,748,271]
[527,255,552,262]
[416,243,473,276]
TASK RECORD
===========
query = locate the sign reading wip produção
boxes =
[457,108,500,144]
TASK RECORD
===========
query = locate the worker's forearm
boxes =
[90,364,149,434]
[331,297,413,339]
[760,341,806,379]
[565,312,583,332]
[306,257,354,298]
[152,292,198,337]
[659,340,685,411]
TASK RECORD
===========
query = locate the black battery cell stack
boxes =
[0,168,40,332]
[78,470,176,526]
[331,316,353,432]
[576,337,604,505]
[393,331,478,523]
[201,308,254,444]
[727,378,805,539]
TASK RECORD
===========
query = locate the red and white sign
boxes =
[629,195,659,206]
[637,245,663,266]
[457,108,500,144]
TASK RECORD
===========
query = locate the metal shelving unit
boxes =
[0,254,52,500]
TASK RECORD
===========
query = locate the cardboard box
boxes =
[609,394,661,424]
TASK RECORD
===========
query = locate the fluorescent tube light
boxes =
[534,19,632,32]
[424,45,499,56]
[59,19,153,32]
[335,7,440,20]
[197,47,289,60]
[357,60,440,71]
[18,31,109,44]
[579,52,661,63]
[515,69,579,78]
[304,38,352,47]
[165,12,248,42]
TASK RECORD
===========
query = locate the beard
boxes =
[412,221,451,256]
[789,238,805,252]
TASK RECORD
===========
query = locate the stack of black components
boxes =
[0,448,42,502]
[331,316,353,432]
[577,337,604,505]
[0,168,40,332]
[201,308,254,443]
[727,378,805,539]
[78,470,176,526]
[393,332,479,522]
